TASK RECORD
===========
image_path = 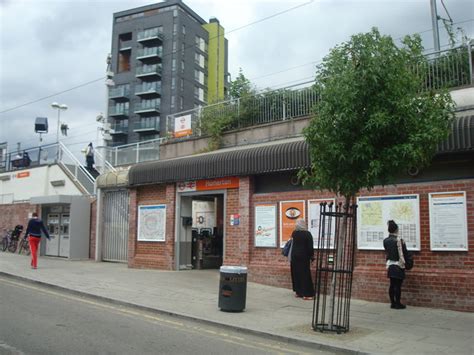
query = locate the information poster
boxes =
[137,204,166,242]
[254,204,277,247]
[357,195,420,250]
[308,199,336,249]
[280,200,306,247]
[174,114,192,138]
[429,191,468,251]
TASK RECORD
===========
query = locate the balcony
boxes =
[108,85,130,99]
[137,28,164,43]
[109,106,129,117]
[135,82,161,97]
[110,121,129,135]
[136,64,162,79]
[136,47,162,61]
[119,40,132,51]
[134,99,160,114]
[133,117,160,132]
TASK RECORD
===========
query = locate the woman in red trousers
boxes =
[25,212,50,269]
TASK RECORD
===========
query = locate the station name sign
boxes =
[177,177,239,192]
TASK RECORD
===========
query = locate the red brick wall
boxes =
[128,184,176,270]
[247,179,474,312]
[0,203,38,235]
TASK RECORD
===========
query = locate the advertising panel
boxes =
[429,191,468,251]
[357,195,420,250]
[137,204,166,242]
[255,204,277,247]
[308,199,336,249]
[279,200,305,247]
[174,114,192,138]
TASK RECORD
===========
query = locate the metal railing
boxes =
[136,64,162,77]
[133,117,160,132]
[94,148,116,176]
[109,85,130,98]
[166,87,320,139]
[0,143,60,172]
[135,82,161,95]
[110,121,129,134]
[97,138,165,167]
[58,142,96,195]
[166,44,473,139]
[137,28,163,42]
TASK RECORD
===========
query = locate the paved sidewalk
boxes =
[1,253,472,354]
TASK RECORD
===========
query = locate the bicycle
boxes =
[1,229,18,252]
[1,225,24,253]
[18,237,30,256]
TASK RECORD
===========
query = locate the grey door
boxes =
[102,190,129,262]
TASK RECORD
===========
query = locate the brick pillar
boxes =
[166,183,176,269]
[235,176,253,266]
[128,188,138,267]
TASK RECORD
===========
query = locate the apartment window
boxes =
[173,9,178,17]
[173,23,177,35]
[172,41,177,53]
[171,95,175,108]
[180,96,184,110]
[194,53,205,68]
[182,43,185,54]
[194,86,204,101]
[180,78,184,91]
[181,60,185,74]
[194,69,204,85]
[172,59,176,71]
[195,36,207,52]
[182,25,186,35]
[171,77,176,90]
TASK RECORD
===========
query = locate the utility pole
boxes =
[430,0,441,52]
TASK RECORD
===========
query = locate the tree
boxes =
[229,68,255,99]
[301,28,455,330]
[301,28,455,203]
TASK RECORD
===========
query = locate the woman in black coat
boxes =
[290,219,315,300]
[383,220,408,309]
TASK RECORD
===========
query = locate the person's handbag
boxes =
[282,239,292,257]
[404,252,414,270]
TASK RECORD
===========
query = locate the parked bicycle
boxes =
[18,236,30,256]
[1,225,23,253]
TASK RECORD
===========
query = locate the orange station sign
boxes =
[16,171,30,178]
[177,177,239,192]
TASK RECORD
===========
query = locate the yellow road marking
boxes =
[1,277,314,354]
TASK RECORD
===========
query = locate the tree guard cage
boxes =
[312,202,357,333]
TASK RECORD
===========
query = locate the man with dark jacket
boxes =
[25,212,50,269]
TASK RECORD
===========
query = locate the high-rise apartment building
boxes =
[108,0,229,146]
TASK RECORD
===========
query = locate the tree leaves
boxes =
[302,28,455,198]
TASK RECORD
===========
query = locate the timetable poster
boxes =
[429,192,468,251]
[137,204,167,242]
[357,195,420,250]
[254,204,277,247]
[308,199,336,249]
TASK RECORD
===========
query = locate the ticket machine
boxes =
[45,211,70,258]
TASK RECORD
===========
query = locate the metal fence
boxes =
[0,143,60,172]
[97,138,164,167]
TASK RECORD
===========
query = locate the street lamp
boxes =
[51,102,68,144]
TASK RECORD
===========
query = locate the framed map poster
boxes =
[254,204,277,247]
[429,191,468,251]
[280,200,306,247]
[308,199,336,249]
[357,195,420,250]
[137,204,167,242]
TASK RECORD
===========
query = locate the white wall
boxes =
[0,165,82,201]
[451,87,474,108]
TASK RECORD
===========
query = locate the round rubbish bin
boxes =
[218,266,248,312]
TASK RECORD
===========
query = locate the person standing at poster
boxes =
[383,220,408,309]
[290,219,315,300]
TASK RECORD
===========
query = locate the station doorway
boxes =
[177,192,225,270]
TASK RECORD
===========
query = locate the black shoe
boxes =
[390,303,397,309]
[394,303,406,309]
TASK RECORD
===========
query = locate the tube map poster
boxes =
[357,195,420,250]
[137,204,166,242]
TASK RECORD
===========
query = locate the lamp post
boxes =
[51,102,68,144]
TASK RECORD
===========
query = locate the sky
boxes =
[0,0,473,155]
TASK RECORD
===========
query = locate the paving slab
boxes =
[1,253,473,355]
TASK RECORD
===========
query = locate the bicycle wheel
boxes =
[8,239,18,253]
[19,240,30,255]
[2,237,8,252]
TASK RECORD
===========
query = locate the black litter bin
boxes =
[218,266,248,312]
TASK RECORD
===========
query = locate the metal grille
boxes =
[102,190,129,262]
[312,202,357,333]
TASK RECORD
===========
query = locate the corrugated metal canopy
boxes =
[129,115,473,187]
